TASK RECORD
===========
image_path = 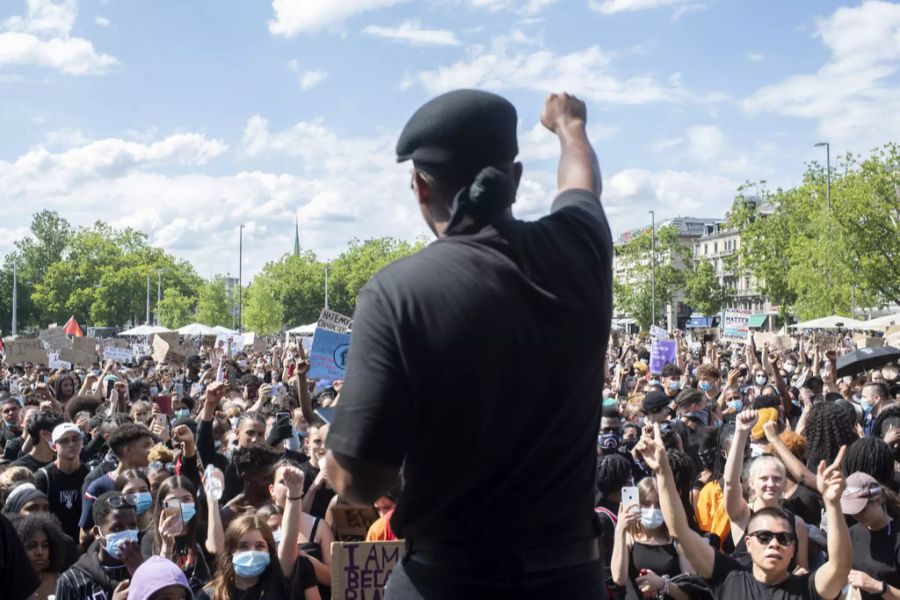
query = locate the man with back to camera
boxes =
[325,90,612,598]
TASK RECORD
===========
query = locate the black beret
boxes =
[396,89,518,181]
[642,391,671,414]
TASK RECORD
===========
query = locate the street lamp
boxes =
[649,210,656,327]
[324,263,330,310]
[145,275,151,325]
[814,142,831,210]
[156,269,162,326]
[238,225,244,333]
[11,260,17,336]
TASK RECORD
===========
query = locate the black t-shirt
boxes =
[707,551,822,600]
[34,463,89,541]
[850,520,900,600]
[299,459,335,519]
[329,189,613,548]
[782,485,822,531]
[9,452,52,473]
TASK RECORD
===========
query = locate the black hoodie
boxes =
[56,539,129,600]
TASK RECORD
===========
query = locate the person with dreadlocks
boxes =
[842,437,897,492]
[803,402,858,472]
[595,453,633,600]
[666,448,698,533]
[692,428,719,510]
[694,422,742,551]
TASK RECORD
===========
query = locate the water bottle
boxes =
[204,464,223,501]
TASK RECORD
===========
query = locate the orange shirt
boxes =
[695,480,731,550]
[365,509,398,541]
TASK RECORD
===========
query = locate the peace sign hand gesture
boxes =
[817,445,847,504]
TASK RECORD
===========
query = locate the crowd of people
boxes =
[0,327,896,599]
[0,340,399,599]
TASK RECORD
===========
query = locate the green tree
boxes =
[614,224,691,330]
[158,289,196,329]
[242,274,283,335]
[685,258,731,317]
[195,277,233,327]
[263,251,327,327]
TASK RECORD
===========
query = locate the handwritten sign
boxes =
[48,353,72,370]
[214,333,244,356]
[854,334,884,349]
[4,339,49,366]
[153,336,186,364]
[319,308,352,334]
[332,506,380,541]
[650,325,668,340]
[754,333,794,352]
[39,327,71,352]
[331,541,403,600]
[103,346,134,362]
[722,308,751,344]
[308,328,351,380]
[649,340,677,375]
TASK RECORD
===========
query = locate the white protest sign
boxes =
[331,541,403,600]
[48,353,72,370]
[103,346,134,362]
[650,325,668,340]
[722,308,751,344]
[4,339,49,365]
[318,308,352,334]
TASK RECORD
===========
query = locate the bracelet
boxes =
[287,495,304,500]
[659,575,670,598]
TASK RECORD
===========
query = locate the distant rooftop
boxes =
[617,215,724,244]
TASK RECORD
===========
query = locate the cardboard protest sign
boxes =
[4,339,49,365]
[40,327,71,352]
[48,353,72,370]
[214,333,244,356]
[331,541,403,600]
[150,332,180,347]
[886,326,900,348]
[854,334,884,349]
[309,328,351,380]
[754,333,794,352]
[103,346,134,362]
[153,336,186,364]
[650,325,668,340]
[103,338,130,349]
[332,506,380,541]
[319,308,352,334]
[722,308,751,344]
[649,340,677,375]
[65,337,99,366]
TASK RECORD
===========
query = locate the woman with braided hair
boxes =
[842,437,896,491]
[804,401,858,471]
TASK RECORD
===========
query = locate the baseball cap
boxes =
[841,472,881,516]
[51,423,82,444]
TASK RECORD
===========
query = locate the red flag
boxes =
[63,316,84,337]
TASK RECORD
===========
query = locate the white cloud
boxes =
[94,15,110,27]
[651,136,682,153]
[589,0,696,15]
[685,125,723,162]
[287,60,328,90]
[415,44,686,105]
[468,0,510,10]
[742,1,900,150]
[363,20,460,46]
[0,0,117,75]
[746,52,763,62]
[268,0,403,36]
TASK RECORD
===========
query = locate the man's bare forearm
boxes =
[557,124,601,196]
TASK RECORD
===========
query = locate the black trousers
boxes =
[385,552,606,600]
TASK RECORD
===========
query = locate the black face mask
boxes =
[622,438,638,453]
[699,447,717,469]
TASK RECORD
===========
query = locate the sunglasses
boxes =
[747,530,795,546]
[149,461,176,474]
[106,494,137,510]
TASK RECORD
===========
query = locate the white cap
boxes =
[51,423,82,444]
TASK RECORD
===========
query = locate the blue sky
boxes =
[1,0,898,280]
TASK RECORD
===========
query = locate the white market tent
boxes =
[212,325,237,334]
[178,323,218,336]
[789,315,868,330]
[119,324,174,336]
[286,322,317,336]
[861,312,900,331]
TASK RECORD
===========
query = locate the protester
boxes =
[10,511,70,599]
[11,411,64,472]
[114,469,154,540]
[34,422,89,541]
[115,555,193,600]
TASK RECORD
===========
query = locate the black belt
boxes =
[405,537,601,574]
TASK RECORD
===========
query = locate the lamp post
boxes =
[238,225,244,333]
[156,269,162,326]
[145,275,151,325]
[11,260,17,336]
[649,210,656,327]
[324,264,330,310]
[814,142,831,210]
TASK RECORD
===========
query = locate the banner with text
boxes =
[331,541,403,600]
[723,308,751,344]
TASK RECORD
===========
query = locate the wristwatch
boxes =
[880,580,888,596]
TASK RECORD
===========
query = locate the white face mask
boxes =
[755,374,767,386]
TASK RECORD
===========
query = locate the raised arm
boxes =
[723,410,755,533]
[766,352,792,415]
[278,466,305,577]
[610,503,640,586]
[197,382,224,467]
[636,424,716,579]
[541,92,601,196]
[814,447,851,599]
[761,421,819,491]
[203,468,225,555]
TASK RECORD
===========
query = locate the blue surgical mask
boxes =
[233,550,270,577]
[214,440,222,449]
[131,492,153,515]
[174,409,190,419]
[699,381,713,392]
[272,529,283,545]
[103,529,139,559]
[648,379,660,387]
[755,375,768,386]
[667,381,681,392]
[727,399,744,412]
[860,399,872,413]
[181,501,196,524]
[640,508,664,529]
[3,419,17,428]
[229,417,240,430]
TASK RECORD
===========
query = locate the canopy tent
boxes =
[119,324,174,336]
[861,312,900,331]
[286,322,317,336]
[212,325,237,334]
[748,314,768,329]
[789,315,868,330]
[63,316,84,337]
[177,323,217,336]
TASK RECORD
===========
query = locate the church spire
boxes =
[293,216,300,256]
